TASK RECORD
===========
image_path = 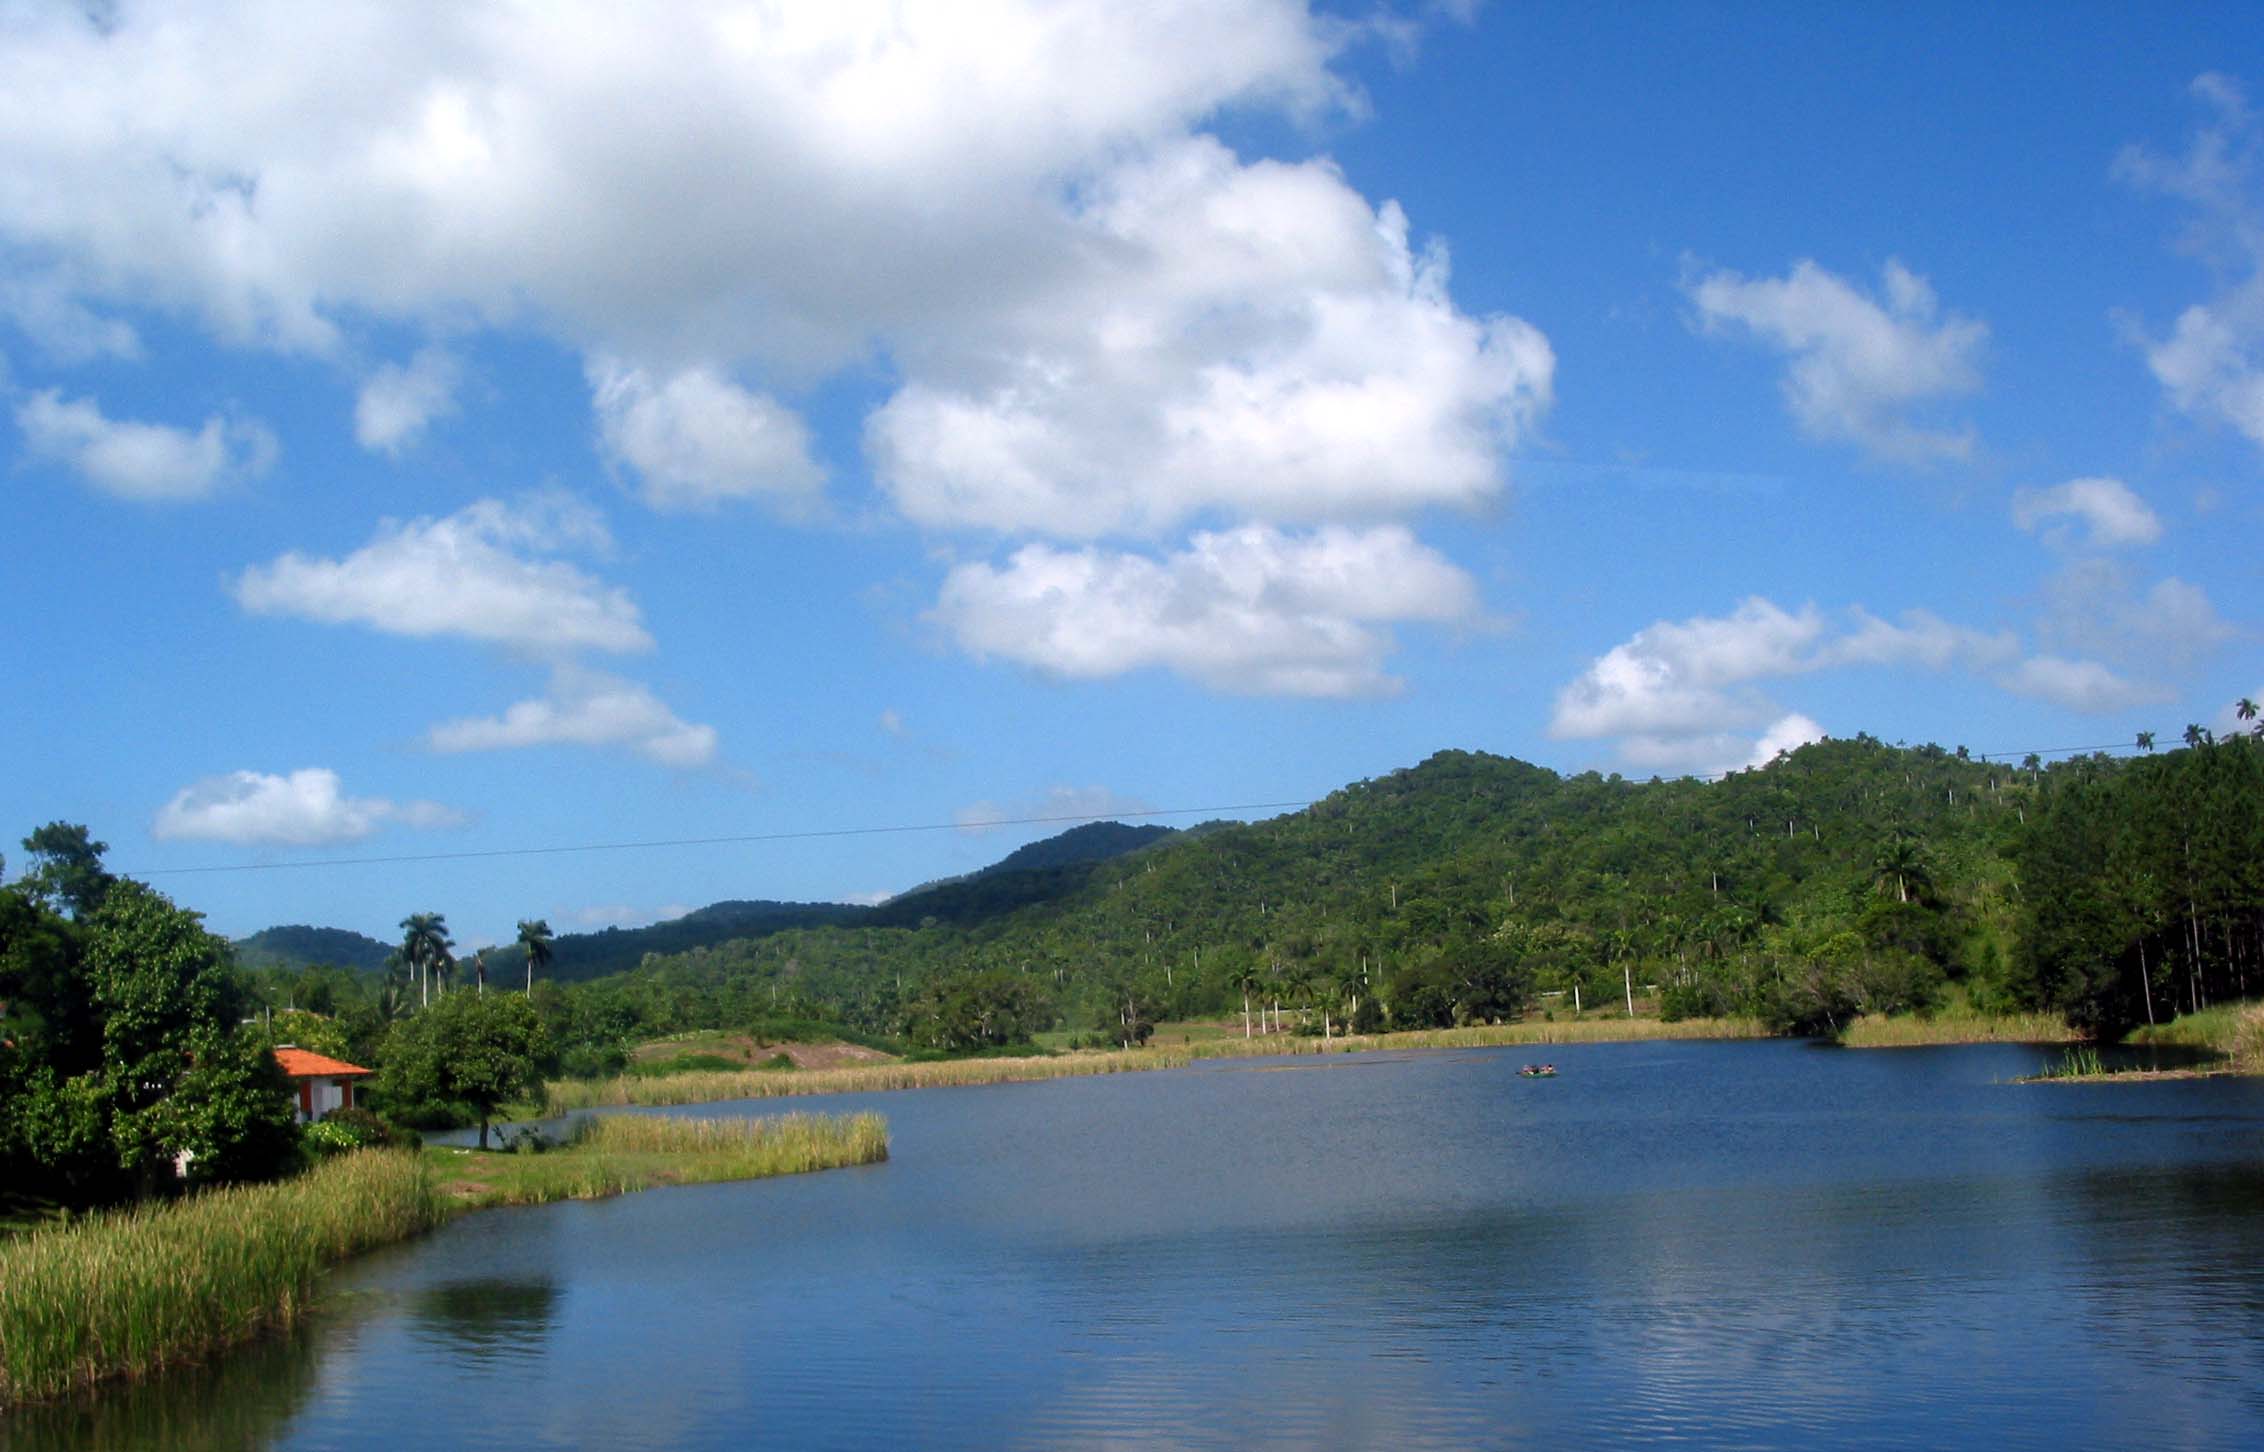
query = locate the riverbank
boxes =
[1838,1007,2080,1047]
[0,1113,889,1408]
[2015,1002,2264,1084]
[546,1014,1769,1112]
[426,1112,889,1210]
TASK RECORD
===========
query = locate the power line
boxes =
[125,800,1319,878]
[120,735,2195,880]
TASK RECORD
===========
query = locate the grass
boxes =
[1,1111,891,1408]
[2015,1002,2264,1084]
[547,1014,1770,1111]
[0,1149,444,1408]
[425,1112,890,1210]
[2033,1045,2109,1079]
[1839,996,2080,1048]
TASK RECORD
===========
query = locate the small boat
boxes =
[1519,1063,1557,1078]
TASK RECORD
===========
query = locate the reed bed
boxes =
[1189,1015,1768,1059]
[547,1016,1770,1111]
[429,1112,889,1210]
[547,1049,1191,1112]
[0,1150,443,1408]
[1839,1009,2080,1048]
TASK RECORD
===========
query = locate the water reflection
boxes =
[5,1041,2263,1450]
[0,1320,320,1452]
[407,1278,560,1366]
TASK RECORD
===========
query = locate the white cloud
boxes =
[355,346,461,455]
[0,6,1533,538]
[232,495,650,655]
[877,709,907,738]
[153,768,462,846]
[0,271,141,362]
[1995,655,2162,714]
[1549,596,2103,767]
[427,666,718,768]
[871,139,1552,537]
[1689,258,1986,464]
[2011,477,2164,549]
[2116,74,2264,453]
[955,784,1156,834]
[17,388,274,500]
[932,523,1479,697]
[589,358,825,514]
[2035,560,2235,676]
[563,902,693,929]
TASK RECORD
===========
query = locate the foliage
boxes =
[0,1149,441,1407]
[373,991,554,1149]
[1,863,298,1205]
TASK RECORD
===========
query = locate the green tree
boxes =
[517,918,555,992]
[19,821,113,919]
[375,991,554,1149]
[399,911,452,1008]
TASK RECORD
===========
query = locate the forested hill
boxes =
[232,924,393,973]
[575,733,2261,1046]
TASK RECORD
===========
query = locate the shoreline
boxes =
[545,1015,1773,1113]
[0,1114,888,1409]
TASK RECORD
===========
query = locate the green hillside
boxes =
[231,924,393,973]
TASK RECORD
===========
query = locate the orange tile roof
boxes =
[274,1046,373,1078]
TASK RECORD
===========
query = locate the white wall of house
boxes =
[292,1074,363,1123]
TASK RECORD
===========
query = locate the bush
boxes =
[300,1121,363,1158]
[559,1044,628,1080]
[317,1106,395,1148]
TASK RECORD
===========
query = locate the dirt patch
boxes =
[631,1032,896,1072]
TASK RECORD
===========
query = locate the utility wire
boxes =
[122,736,2188,879]
[125,801,1319,878]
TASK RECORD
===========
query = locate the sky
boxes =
[2,1,2258,951]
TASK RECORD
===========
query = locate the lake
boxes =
[9,1039,2264,1450]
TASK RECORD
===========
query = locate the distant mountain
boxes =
[234,821,1180,986]
[233,924,393,973]
[977,821,1176,878]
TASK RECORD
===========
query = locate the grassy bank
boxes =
[426,1112,890,1210]
[2016,1002,2264,1083]
[547,1015,1769,1111]
[0,1150,444,1408]
[1839,1009,2080,1048]
[2,1111,890,1408]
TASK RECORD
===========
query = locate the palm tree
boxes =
[1233,963,1262,1038]
[471,947,488,995]
[2183,723,2211,749]
[2136,731,2155,753]
[2238,698,2259,737]
[517,919,554,993]
[398,912,452,1009]
[1872,833,1932,905]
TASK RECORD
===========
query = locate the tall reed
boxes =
[0,1150,442,1408]
[546,1016,1771,1112]
[431,1112,890,1209]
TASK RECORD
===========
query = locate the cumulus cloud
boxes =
[232,495,649,655]
[871,140,1552,536]
[0,5,1537,542]
[1550,596,2099,768]
[355,346,461,455]
[427,666,718,768]
[955,784,1156,834]
[589,358,825,514]
[1689,258,1986,464]
[932,523,1480,697]
[2011,477,2164,549]
[1995,656,2163,714]
[0,272,141,362]
[2035,560,2235,677]
[2116,74,2264,453]
[563,902,693,929]
[17,389,275,500]
[153,768,462,846]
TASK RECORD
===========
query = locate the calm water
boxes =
[10,1040,2264,1450]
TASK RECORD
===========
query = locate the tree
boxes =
[19,821,112,919]
[2,872,296,1201]
[2136,731,2155,753]
[375,991,553,1149]
[399,912,452,1008]
[517,919,554,993]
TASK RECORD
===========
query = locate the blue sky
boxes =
[2,1,2257,950]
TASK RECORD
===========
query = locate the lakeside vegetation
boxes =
[1837,988,2082,1047]
[427,1112,889,1210]
[547,1014,1770,1111]
[1,1111,889,1408]
[2016,1001,2264,1083]
[0,1149,442,1408]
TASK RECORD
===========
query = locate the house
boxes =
[274,1046,373,1123]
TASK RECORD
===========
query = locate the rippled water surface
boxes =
[11,1039,2264,1450]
